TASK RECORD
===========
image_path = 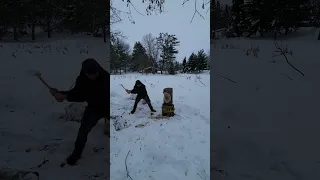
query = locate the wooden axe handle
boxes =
[120,84,127,90]
[35,74,52,89]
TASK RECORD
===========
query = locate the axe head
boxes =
[26,69,41,76]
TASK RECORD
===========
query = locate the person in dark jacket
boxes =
[126,80,156,114]
[50,58,109,165]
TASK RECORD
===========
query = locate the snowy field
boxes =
[110,73,210,180]
[212,27,320,179]
[0,35,109,179]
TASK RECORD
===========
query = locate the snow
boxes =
[110,73,210,180]
[212,27,320,179]
[0,35,108,179]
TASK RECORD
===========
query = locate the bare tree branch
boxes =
[273,41,304,76]
[111,0,209,25]
[183,0,207,23]
[125,150,133,180]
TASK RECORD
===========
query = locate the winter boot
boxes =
[66,154,81,165]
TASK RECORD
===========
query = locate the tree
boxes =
[182,57,187,73]
[111,0,209,25]
[110,37,131,74]
[0,0,107,42]
[229,0,249,37]
[229,0,310,37]
[195,49,208,72]
[156,33,180,74]
[142,33,159,73]
[207,50,210,69]
[187,53,197,73]
[131,41,149,72]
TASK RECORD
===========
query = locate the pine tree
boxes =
[182,57,187,73]
[195,49,208,72]
[131,41,149,72]
[229,0,248,36]
[187,53,197,73]
[156,33,180,74]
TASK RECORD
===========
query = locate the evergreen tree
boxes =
[131,41,149,72]
[0,0,107,41]
[196,49,208,72]
[182,57,187,73]
[156,33,180,74]
[187,53,197,73]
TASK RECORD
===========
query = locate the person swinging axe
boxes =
[126,80,156,114]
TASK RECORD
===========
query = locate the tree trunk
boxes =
[103,23,106,43]
[285,27,289,35]
[13,25,18,41]
[47,21,51,38]
[46,14,52,38]
[0,19,2,40]
[32,22,35,40]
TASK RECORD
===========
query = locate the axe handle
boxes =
[35,75,52,89]
[120,84,127,91]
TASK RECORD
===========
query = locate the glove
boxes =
[54,93,67,102]
[49,88,59,96]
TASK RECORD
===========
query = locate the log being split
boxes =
[0,167,39,180]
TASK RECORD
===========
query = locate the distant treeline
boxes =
[0,0,109,41]
[211,0,320,39]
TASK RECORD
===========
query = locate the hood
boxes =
[81,58,102,74]
[135,80,144,86]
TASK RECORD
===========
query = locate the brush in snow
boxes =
[111,115,132,131]
[0,167,39,180]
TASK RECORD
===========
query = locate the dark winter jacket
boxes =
[130,80,148,98]
[60,60,109,117]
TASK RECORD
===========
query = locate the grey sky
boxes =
[111,0,210,62]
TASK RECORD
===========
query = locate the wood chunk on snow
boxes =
[111,116,132,131]
[63,102,86,123]
[0,167,39,180]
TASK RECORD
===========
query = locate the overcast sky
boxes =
[111,0,210,62]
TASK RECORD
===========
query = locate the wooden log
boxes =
[162,88,175,117]
[163,88,173,105]
[162,104,175,117]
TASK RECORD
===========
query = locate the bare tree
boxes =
[110,0,209,25]
[142,33,159,71]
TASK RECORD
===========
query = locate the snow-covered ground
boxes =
[110,73,210,180]
[0,35,109,179]
[212,27,320,179]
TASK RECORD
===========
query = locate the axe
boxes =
[28,70,58,95]
[120,84,130,93]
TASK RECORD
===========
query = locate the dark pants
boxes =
[70,108,106,158]
[132,95,154,112]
